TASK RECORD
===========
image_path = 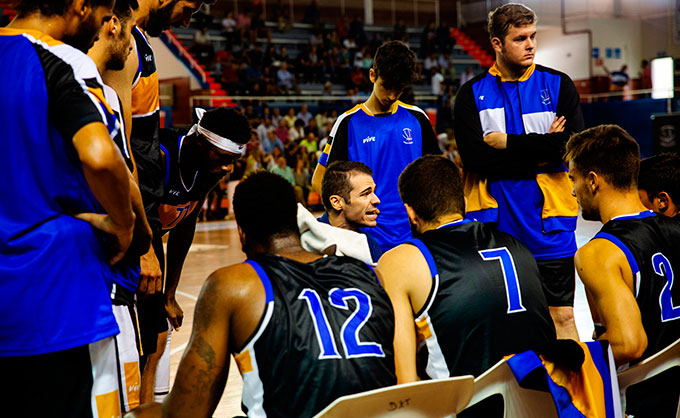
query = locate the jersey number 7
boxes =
[479,247,527,314]
[298,287,385,360]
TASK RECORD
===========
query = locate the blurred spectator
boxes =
[272,107,283,126]
[300,132,319,153]
[305,118,320,138]
[250,12,271,43]
[294,156,311,204]
[289,119,306,142]
[256,117,275,142]
[245,142,264,177]
[262,129,285,154]
[436,21,453,52]
[248,43,264,67]
[277,62,296,94]
[604,64,629,92]
[423,53,438,75]
[348,15,366,45]
[335,16,348,39]
[393,19,407,42]
[270,155,296,184]
[350,66,369,91]
[191,25,214,65]
[431,67,445,97]
[640,59,652,90]
[221,11,237,46]
[460,66,475,86]
[343,36,357,51]
[303,0,321,29]
[275,119,290,143]
[297,104,313,126]
[420,21,436,58]
[284,107,298,128]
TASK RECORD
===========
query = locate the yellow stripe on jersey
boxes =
[463,172,499,213]
[95,389,122,418]
[537,172,578,219]
[88,87,115,115]
[235,349,254,374]
[415,316,433,345]
[123,361,141,410]
[344,103,362,115]
[131,71,160,116]
[0,28,62,46]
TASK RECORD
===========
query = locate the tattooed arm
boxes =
[163,263,266,418]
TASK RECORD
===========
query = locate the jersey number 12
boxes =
[298,287,385,359]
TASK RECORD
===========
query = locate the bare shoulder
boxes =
[378,244,431,287]
[575,237,632,289]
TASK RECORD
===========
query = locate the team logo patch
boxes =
[363,135,376,144]
[540,89,551,106]
[402,128,413,145]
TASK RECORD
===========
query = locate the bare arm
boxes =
[164,263,265,418]
[377,245,433,383]
[73,122,135,265]
[164,204,202,330]
[575,239,648,365]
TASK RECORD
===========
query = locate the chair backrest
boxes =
[617,337,680,418]
[313,375,475,418]
[463,359,558,418]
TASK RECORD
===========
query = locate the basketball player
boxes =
[320,160,382,262]
[454,3,584,340]
[638,153,680,218]
[312,40,440,252]
[130,171,397,418]
[379,155,555,381]
[0,0,149,416]
[107,0,216,402]
[88,0,154,411]
[567,125,680,417]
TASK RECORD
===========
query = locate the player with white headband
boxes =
[141,107,251,401]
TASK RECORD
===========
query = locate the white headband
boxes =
[189,107,246,156]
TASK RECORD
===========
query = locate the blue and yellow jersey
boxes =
[454,63,584,260]
[0,28,120,355]
[506,341,621,418]
[318,101,440,252]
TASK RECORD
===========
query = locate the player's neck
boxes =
[599,190,650,224]
[328,212,359,232]
[364,94,390,114]
[495,57,529,82]
[87,43,107,76]
[418,213,464,234]
[8,15,64,40]
[265,235,322,262]
[135,2,152,30]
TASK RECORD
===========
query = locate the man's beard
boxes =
[146,0,179,37]
[105,35,129,71]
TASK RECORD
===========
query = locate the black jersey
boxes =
[234,254,396,418]
[130,26,162,228]
[411,219,556,378]
[157,128,221,232]
[594,211,680,363]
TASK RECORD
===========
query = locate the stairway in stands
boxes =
[450,27,494,68]
[160,29,234,107]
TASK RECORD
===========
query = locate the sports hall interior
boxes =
[2,0,679,416]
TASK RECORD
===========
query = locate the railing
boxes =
[188,94,439,107]
[162,31,209,86]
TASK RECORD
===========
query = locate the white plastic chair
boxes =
[617,338,680,418]
[313,375,475,418]
[462,358,558,418]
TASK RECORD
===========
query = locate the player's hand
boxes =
[74,212,134,265]
[549,116,566,133]
[483,132,508,149]
[139,248,163,296]
[165,296,184,330]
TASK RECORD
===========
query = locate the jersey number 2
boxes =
[652,252,680,321]
[298,288,385,359]
[479,247,527,314]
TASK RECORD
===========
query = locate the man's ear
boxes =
[237,225,246,248]
[491,36,503,54]
[369,68,376,83]
[329,194,344,212]
[70,0,88,17]
[404,203,418,225]
[587,171,599,193]
[656,191,671,212]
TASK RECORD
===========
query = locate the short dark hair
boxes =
[373,41,419,91]
[565,124,640,191]
[199,108,251,145]
[233,172,299,248]
[398,155,464,222]
[322,161,373,213]
[17,0,114,17]
[488,3,536,42]
[639,153,680,204]
[113,0,138,21]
